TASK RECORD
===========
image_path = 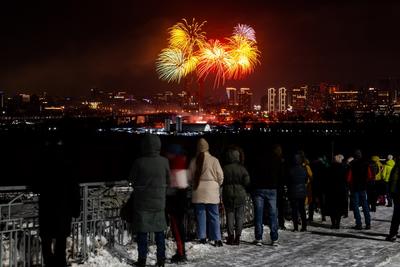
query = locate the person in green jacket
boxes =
[129,134,170,267]
[222,146,250,245]
[382,155,396,207]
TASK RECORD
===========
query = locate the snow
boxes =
[76,206,400,266]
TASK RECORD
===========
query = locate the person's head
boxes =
[272,144,282,158]
[140,134,161,156]
[166,143,184,156]
[388,154,394,161]
[197,138,209,154]
[334,154,344,164]
[354,149,362,160]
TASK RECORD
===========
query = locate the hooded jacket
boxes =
[129,134,170,233]
[189,139,224,204]
[383,159,396,183]
[222,149,251,209]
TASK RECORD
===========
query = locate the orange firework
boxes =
[226,34,260,80]
[197,39,231,88]
[156,19,260,87]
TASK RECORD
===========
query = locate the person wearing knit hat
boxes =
[189,138,224,247]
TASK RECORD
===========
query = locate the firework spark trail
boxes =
[197,39,231,88]
[226,35,260,80]
[156,19,260,87]
[157,18,206,83]
[233,24,257,42]
[156,48,198,83]
[168,18,207,55]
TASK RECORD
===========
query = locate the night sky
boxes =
[1,1,399,100]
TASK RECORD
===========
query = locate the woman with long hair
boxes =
[189,138,224,246]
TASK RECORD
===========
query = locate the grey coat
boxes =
[222,149,250,209]
[129,134,170,233]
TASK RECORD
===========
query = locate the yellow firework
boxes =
[226,35,260,80]
[168,18,207,54]
[156,48,198,83]
[197,39,231,88]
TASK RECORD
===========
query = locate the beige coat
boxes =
[189,152,224,204]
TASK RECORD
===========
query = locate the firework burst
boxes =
[226,35,260,79]
[233,24,256,42]
[168,18,207,54]
[156,48,198,83]
[197,39,231,87]
[156,19,261,88]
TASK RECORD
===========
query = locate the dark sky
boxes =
[1,1,399,100]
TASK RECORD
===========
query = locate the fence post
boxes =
[82,185,89,259]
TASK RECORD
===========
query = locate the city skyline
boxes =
[1,1,400,100]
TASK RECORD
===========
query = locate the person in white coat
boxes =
[189,138,224,246]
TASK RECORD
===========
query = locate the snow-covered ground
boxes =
[75,205,400,266]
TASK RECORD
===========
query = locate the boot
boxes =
[134,258,146,267]
[226,234,235,245]
[233,235,241,245]
[157,258,165,267]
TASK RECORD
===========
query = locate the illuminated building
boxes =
[378,77,400,104]
[332,90,359,109]
[267,88,275,112]
[176,115,183,132]
[226,87,238,106]
[278,87,287,112]
[0,91,4,110]
[238,88,252,111]
[290,85,307,111]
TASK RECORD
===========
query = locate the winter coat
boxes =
[36,144,81,238]
[129,134,170,233]
[389,164,400,196]
[348,158,371,192]
[189,151,224,204]
[325,162,348,216]
[250,151,284,190]
[287,156,308,199]
[383,159,396,183]
[370,156,383,181]
[222,149,250,209]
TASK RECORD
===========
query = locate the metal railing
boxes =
[1,182,254,266]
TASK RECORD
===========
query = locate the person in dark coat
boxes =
[386,160,400,241]
[35,136,81,267]
[325,154,348,229]
[249,144,283,245]
[129,134,170,267]
[308,155,329,222]
[222,147,250,245]
[347,149,371,230]
[287,153,308,232]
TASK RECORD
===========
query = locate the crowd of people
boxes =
[124,134,400,267]
[35,133,400,267]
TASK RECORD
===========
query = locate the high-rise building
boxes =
[278,87,287,112]
[226,87,238,106]
[378,77,400,104]
[267,88,276,112]
[332,90,359,109]
[238,88,252,111]
[290,85,307,111]
[175,116,183,132]
[0,91,4,110]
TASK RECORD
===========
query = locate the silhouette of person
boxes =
[34,135,80,267]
